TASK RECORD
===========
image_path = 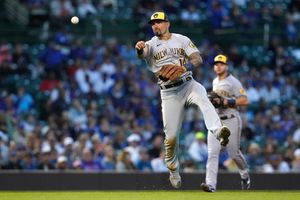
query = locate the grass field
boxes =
[1,191,300,200]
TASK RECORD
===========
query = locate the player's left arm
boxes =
[182,36,202,67]
[224,79,248,108]
[223,93,248,108]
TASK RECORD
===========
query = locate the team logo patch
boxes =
[189,42,196,48]
[153,13,158,18]
[239,88,246,94]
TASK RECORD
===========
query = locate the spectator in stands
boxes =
[244,82,260,104]
[292,149,300,172]
[147,134,164,159]
[0,137,8,167]
[101,144,116,170]
[37,143,55,171]
[151,149,168,172]
[162,0,179,20]
[2,151,22,169]
[99,0,118,12]
[124,133,142,167]
[188,131,208,169]
[180,4,200,26]
[77,0,97,18]
[288,0,300,22]
[80,147,102,171]
[38,42,67,79]
[68,99,87,126]
[69,38,87,60]
[0,44,12,65]
[14,86,34,114]
[258,82,280,104]
[208,0,233,29]
[55,155,68,170]
[245,142,264,171]
[50,0,75,19]
[136,148,152,171]
[292,121,300,145]
[286,16,298,43]
[116,150,135,172]
[12,43,31,75]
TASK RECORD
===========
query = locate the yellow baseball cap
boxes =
[214,54,227,65]
[195,131,205,140]
[148,11,169,24]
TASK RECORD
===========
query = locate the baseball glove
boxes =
[158,64,186,81]
[207,91,224,108]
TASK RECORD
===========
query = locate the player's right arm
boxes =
[135,41,149,59]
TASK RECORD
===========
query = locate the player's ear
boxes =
[166,21,170,28]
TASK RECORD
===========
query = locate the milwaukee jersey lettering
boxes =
[145,33,199,73]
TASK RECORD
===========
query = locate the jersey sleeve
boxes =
[144,40,152,57]
[232,78,247,98]
[182,35,199,56]
[144,40,154,68]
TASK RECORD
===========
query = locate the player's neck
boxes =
[158,32,171,40]
[218,72,228,80]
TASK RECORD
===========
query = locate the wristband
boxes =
[136,48,143,55]
[227,99,236,108]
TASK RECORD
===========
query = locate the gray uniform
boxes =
[144,33,223,172]
[206,74,249,189]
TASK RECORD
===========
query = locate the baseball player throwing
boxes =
[201,54,250,192]
[135,12,230,189]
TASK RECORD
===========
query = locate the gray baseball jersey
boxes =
[205,74,249,189]
[212,74,246,116]
[144,33,197,84]
[142,33,224,173]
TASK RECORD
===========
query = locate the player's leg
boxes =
[223,116,250,189]
[188,81,230,145]
[201,132,221,191]
[160,91,185,188]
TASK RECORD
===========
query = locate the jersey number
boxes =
[179,58,186,67]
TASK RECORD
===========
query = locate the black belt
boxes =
[160,76,192,90]
[220,114,235,120]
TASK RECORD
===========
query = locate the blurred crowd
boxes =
[0,0,299,173]
[15,0,300,43]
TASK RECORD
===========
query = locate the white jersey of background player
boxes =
[201,54,250,192]
[135,11,230,189]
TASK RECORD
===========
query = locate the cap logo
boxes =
[153,13,158,18]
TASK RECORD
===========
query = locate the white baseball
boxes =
[71,16,79,24]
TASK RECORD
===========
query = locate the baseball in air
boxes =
[71,16,79,24]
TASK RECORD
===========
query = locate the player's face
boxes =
[150,20,169,36]
[214,62,227,76]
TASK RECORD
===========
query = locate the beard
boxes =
[216,70,227,77]
[154,29,162,36]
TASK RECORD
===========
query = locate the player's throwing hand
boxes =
[135,41,147,58]
[135,41,146,50]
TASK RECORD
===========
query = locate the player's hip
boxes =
[159,71,193,90]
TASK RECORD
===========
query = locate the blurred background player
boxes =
[201,54,250,192]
